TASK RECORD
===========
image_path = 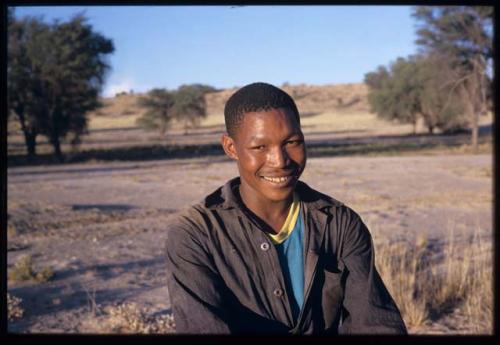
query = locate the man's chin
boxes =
[262,186,296,203]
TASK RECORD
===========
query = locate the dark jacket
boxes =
[165,177,407,334]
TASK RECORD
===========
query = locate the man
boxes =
[165,82,407,334]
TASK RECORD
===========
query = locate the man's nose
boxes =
[268,146,290,168]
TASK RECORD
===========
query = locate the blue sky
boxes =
[13,5,418,97]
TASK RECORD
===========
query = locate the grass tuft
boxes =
[7,293,24,321]
[96,303,175,334]
[374,226,492,334]
[8,255,54,283]
[7,223,17,237]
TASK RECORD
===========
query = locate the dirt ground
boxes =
[7,151,492,334]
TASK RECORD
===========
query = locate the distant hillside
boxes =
[91,83,370,119]
[205,83,370,116]
[92,92,144,117]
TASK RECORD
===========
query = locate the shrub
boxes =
[7,293,24,321]
[8,255,54,283]
[99,303,175,334]
[7,222,17,237]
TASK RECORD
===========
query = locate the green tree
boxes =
[365,55,467,134]
[8,15,48,157]
[136,88,175,136]
[172,84,217,134]
[365,57,422,134]
[412,6,493,151]
[8,13,114,161]
[416,54,468,133]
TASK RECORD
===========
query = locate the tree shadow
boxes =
[479,123,492,136]
[71,204,137,212]
[8,143,226,167]
[9,257,167,319]
[7,130,492,168]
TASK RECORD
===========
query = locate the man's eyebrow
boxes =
[286,132,304,139]
[248,135,265,142]
[248,132,304,142]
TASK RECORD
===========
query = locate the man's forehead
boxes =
[240,107,300,126]
[234,110,302,139]
[241,106,296,117]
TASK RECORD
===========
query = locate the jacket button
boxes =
[273,288,284,297]
[260,242,270,251]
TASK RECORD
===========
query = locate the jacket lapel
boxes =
[303,203,330,301]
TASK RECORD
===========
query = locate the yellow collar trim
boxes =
[268,192,300,244]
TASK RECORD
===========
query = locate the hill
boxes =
[205,83,369,116]
[90,82,370,121]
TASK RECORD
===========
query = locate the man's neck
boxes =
[238,184,294,234]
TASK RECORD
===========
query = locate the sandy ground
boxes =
[7,153,492,334]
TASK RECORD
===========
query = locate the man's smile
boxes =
[260,173,297,186]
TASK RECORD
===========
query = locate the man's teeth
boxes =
[262,176,290,183]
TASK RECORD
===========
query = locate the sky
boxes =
[13,5,419,97]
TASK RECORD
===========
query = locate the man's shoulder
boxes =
[168,200,212,231]
[296,180,345,209]
[165,180,238,251]
[167,181,232,230]
[296,181,363,222]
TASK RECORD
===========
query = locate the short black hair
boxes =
[224,82,300,137]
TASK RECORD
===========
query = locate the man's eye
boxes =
[286,140,303,146]
[251,145,266,150]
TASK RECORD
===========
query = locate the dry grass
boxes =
[374,225,492,334]
[408,191,492,210]
[88,113,141,130]
[85,302,175,334]
[449,164,492,179]
[341,188,491,215]
[79,282,175,334]
[8,223,17,237]
[301,111,410,134]
[445,142,493,155]
[198,112,225,127]
[8,255,54,283]
[7,293,24,321]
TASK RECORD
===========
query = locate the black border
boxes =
[2,0,498,344]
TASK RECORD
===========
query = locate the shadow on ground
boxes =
[9,257,165,318]
[71,204,137,212]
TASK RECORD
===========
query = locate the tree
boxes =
[136,84,217,136]
[364,57,422,134]
[136,88,175,136]
[8,15,48,157]
[416,54,468,133]
[364,55,467,134]
[7,13,114,161]
[412,6,493,151]
[171,84,217,134]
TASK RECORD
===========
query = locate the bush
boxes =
[7,293,24,321]
[9,255,54,283]
[99,303,175,334]
[7,222,17,237]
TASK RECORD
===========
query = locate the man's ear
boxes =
[221,133,238,160]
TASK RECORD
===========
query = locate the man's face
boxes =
[222,107,307,204]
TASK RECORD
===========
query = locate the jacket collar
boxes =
[204,177,343,212]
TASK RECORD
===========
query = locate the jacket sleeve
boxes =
[337,210,407,334]
[165,217,233,334]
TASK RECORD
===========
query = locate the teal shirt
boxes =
[274,207,304,321]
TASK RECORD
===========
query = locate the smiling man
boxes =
[165,82,407,334]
